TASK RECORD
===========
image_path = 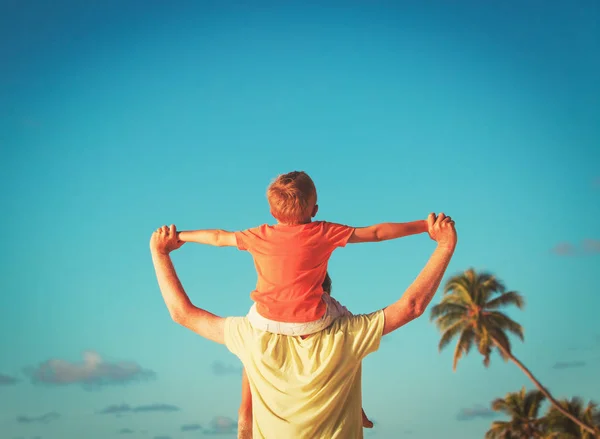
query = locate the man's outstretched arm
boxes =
[151,225,225,344]
[382,213,456,335]
[177,229,237,247]
[347,220,428,244]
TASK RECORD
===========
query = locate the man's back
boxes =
[225,311,385,438]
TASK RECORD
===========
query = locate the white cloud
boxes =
[25,351,155,389]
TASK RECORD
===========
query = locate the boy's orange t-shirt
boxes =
[235,221,355,323]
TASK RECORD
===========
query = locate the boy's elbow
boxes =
[215,230,234,247]
[353,227,383,243]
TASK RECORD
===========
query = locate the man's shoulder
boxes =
[224,317,251,346]
[316,311,385,359]
[327,311,385,334]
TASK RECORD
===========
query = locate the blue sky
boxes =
[1,1,599,438]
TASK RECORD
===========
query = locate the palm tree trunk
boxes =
[491,338,598,437]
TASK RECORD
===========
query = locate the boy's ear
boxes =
[311,204,319,217]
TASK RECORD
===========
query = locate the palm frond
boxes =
[452,328,475,371]
[444,270,476,296]
[523,389,546,419]
[485,420,512,439]
[545,397,600,438]
[485,291,525,310]
[477,272,506,304]
[489,326,513,360]
[442,284,475,307]
[429,302,468,320]
[438,320,468,352]
[486,311,524,341]
[433,312,468,331]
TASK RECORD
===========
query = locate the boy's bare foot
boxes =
[362,410,374,429]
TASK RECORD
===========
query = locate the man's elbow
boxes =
[407,299,427,320]
[170,310,186,325]
[168,305,191,326]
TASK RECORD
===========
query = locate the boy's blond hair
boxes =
[267,171,317,224]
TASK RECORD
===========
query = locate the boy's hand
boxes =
[150,224,185,255]
[427,212,456,249]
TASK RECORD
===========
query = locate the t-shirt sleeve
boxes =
[234,226,262,251]
[344,310,385,360]
[224,317,251,361]
[322,222,355,248]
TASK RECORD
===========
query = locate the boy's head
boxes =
[267,171,318,224]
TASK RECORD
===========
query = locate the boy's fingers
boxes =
[427,212,436,228]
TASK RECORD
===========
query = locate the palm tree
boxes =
[544,397,600,438]
[430,269,597,437]
[485,387,547,439]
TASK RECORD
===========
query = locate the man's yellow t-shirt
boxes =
[225,310,385,439]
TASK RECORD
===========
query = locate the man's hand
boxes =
[382,212,457,335]
[427,212,456,249]
[150,224,185,255]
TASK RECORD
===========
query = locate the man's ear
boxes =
[311,204,319,218]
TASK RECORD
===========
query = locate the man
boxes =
[150,212,456,438]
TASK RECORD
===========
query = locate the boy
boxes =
[178,171,429,436]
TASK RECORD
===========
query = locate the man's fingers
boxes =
[169,224,177,236]
[433,212,446,229]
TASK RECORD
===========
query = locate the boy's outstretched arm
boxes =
[177,229,237,247]
[348,220,428,244]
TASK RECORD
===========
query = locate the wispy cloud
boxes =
[98,403,180,415]
[17,412,60,424]
[211,361,242,376]
[203,416,237,435]
[551,240,600,256]
[553,360,586,370]
[24,351,155,389]
[154,436,172,439]
[456,405,496,421]
[181,424,203,431]
[582,239,600,254]
[551,242,577,256]
[119,428,135,434]
[0,373,18,385]
[568,334,600,351]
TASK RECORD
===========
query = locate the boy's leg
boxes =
[238,368,252,439]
